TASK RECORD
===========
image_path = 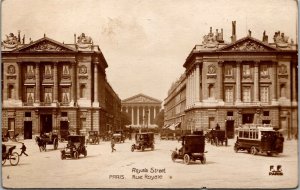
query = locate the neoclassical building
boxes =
[1,32,121,139]
[122,94,162,128]
[164,21,298,139]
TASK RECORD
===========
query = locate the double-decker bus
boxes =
[234,124,284,156]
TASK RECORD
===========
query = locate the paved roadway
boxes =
[2,137,298,188]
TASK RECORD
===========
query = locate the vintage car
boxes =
[2,144,20,166]
[112,130,125,143]
[61,135,87,159]
[35,130,59,151]
[234,124,284,156]
[131,132,155,152]
[86,130,100,144]
[206,129,228,146]
[171,135,206,165]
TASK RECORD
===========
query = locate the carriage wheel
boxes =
[201,155,206,164]
[74,151,79,159]
[171,151,177,162]
[2,157,6,165]
[183,154,190,165]
[131,145,135,152]
[9,152,20,166]
[251,146,257,155]
[54,138,58,150]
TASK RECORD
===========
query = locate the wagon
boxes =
[171,135,206,165]
[131,132,155,152]
[2,144,20,166]
[37,131,59,150]
[86,130,100,144]
[206,129,228,146]
[61,135,87,159]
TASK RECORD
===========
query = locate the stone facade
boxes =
[164,22,298,139]
[122,94,162,128]
[1,32,121,139]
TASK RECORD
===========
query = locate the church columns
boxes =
[195,64,200,102]
[254,61,259,102]
[35,62,40,103]
[131,107,134,125]
[235,61,241,103]
[53,62,58,103]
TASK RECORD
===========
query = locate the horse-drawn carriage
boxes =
[61,135,87,159]
[205,129,228,146]
[86,130,100,144]
[171,134,207,165]
[2,144,20,166]
[35,131,59,151]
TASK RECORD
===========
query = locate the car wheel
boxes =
[201,155,206,164]
[9,152,20,166]
[251,146,257,155]
[131,145,135,152]
[171,151,177,162]
[61,152,65,160]
[183,154,190,165]
[74,151,79,159]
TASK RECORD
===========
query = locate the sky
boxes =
[1,0,298,101]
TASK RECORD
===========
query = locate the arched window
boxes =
[80,84,86,98]
[208,84,214,98]
[280,84,286,98]
[8,85,14,99]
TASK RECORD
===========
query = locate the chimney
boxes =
[231,21,236,43]
[18,30,21,43]
[74,34,76,44]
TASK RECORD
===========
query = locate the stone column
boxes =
[131,107,134,125]
[142,106,145,126]
[53,62,58,103]
[154,106,156,120]
[218,61,224,101]
[35,63,40,103]
[137,107,139,125]
[195,64,200,102]
[192,69,195,103]
[254,61,259,102]
[72,62,77,104]
[271,61,277,102]
[235,61,241,103]
[17,62,22,101]
[93,63,99,106]
[292,62,297,102]
[148,107,150,126]
[186,74,189,107]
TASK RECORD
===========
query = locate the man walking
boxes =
[20,143,28,156]
[111,138,116,153]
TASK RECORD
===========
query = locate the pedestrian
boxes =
[111,138,116,152]
[20,143,28,156]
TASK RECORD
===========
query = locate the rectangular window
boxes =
[62,65,70,76]
[44,87,52,103]
[225,87,234,102]
[242,87,251,102]
[61,87,70,103]
[244,131,249,138]
[26,87,34,103]
[260,65,269,76]
[45,65,52,76]
[243,65,251,76]
[239,131,243,138]
[260,87,269,103]
[225,65,233,76]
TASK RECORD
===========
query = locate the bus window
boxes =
[249,129,253,139]
[244,131,249,138]
[255,131,258,139]
[239,131,243,138]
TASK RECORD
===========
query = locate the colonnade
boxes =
[122,105,160,126]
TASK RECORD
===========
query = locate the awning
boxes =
[174,122,181,129]
[168,123,176,130]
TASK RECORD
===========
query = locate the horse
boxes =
[35,136,47,152]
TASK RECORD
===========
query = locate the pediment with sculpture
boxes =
[218,37,277,52]
[122,94,162,104]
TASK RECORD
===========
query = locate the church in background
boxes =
[1,32,121,139]
[164,21,298,139]
[122,94,162,128]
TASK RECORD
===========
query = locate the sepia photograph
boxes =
[1,0,298,188]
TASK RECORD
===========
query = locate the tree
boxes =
[154,109,164,129]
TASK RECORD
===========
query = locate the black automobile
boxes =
[131,132,155,152]
[171,135,207,165]
[86,130,100,144]
[112,130,125,143]
[61,135,87,159]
